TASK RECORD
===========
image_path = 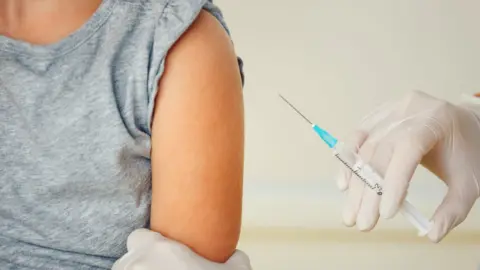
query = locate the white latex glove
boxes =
[338,90,480,242]
[112,229,252,270]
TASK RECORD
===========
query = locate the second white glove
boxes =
[112,229,252,270]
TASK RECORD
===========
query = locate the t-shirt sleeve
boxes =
[145,0,245,132]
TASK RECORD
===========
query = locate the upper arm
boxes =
[149,10,244,263]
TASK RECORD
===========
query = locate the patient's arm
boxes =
[149,10,244,263]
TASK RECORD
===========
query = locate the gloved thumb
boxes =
[225,250,252,270]
[427,188,475,243]
[126,228,167,251]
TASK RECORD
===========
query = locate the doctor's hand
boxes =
[337,90,480,243]
[112,229,251,270]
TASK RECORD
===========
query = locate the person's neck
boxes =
[0,0,102,45]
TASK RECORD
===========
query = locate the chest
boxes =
[0,56,153,257]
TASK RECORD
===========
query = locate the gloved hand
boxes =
[112,229,252,270]
[337,90,480,243]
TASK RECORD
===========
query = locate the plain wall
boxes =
[214,0,480,231]
[213,1,480,269]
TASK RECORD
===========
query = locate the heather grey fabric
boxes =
[0,0,243,268]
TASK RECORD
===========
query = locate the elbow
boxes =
[186,213,242,262]
[194,236,239,263]
[150,223,241,263]
[180,228,240,263]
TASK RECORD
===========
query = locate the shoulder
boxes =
[110,0,238,67]
[168,8,234,57]
[157,8,241,93]
[114,0,223,21]
[103,0,243,132]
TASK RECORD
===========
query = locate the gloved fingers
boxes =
[342,175,365,227]
[343,139,380,227]
[379,145,422,219]
[337,130,369,191]
[358,101,397,132]
[337,100,396,192]
[356,186,381,231]
[127,228,166,251]
[427,188,475,243]
[336,167,351,192]
[380,126,440,219]
[355,140,392,231]
[399,90,447,115]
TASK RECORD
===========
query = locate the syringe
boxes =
[279,94,432,236]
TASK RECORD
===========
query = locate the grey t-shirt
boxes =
[0,0,244,269]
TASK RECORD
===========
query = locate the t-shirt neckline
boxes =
[0,0,116,58]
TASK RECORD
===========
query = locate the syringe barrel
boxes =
[333,142,432,236]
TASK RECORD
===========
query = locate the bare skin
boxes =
[0,0,244,263]
[150,10,244,262]
[0,0,102,44]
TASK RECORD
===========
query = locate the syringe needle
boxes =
[278,92,431,236]
[278,94,313,125]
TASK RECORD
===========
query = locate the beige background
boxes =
[215,0,480,269]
